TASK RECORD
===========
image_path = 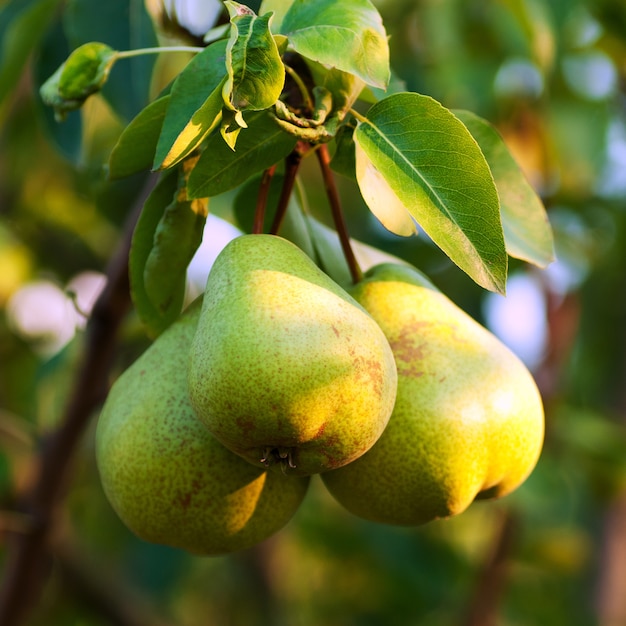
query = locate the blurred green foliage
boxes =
[1,0,626,624]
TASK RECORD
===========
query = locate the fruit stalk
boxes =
[269,148,304,235]
[252,165,276,234]
[315,144,362,284]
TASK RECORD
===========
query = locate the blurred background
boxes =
[1,0,626,624]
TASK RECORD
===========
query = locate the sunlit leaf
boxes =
[355,92,507,293]
[355,139,418,237]
[222,1,285,125]
[153,40,228,170]
[281,0,389,89]
[454,109,555,268]
[187,111,296,198]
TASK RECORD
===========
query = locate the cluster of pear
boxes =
[96,234,545,555]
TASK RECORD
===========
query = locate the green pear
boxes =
[96,300,310,555]
[188,234,398,476]
[321,263,545,525]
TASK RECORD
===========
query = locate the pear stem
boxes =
[269,148,304,236]
[253,165,276,234]
[315,144,363,284]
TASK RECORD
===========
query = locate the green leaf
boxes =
[355,139,418,237]
[454,109,555,268]
[143,158,208,326]
[0,0,61,106]
[187,110,296,198]
[330,123,357,180]
[64,0,158,122]
[129,170,182,338]
[33,17,83,162]
[259,0,294,32]
[305,60,365,123]
[108,96,169,179]
[40,42,117,120]
[281,0,389,89]
[153,40,228,170]
[223,2,285,116]
[354,92,507,293]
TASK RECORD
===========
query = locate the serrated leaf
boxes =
[153,40,228,170]
[109,95,169,179]
[355,92,507,293]
[187,110,296,198]
[454,109,555,268]
[223,2,285,116]
[0,0,61,106]
[64,0,158,122]
[129,170,182,338]
[281,0,389,89]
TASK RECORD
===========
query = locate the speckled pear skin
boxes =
[322,263,545,526]
[95,299,310,555]
[188,234,398,476]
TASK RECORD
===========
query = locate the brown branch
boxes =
[463,509,517,626]
[269,148,304,236]
[253,165,277,235]
[0,178,153,626]
[315,144,362,285]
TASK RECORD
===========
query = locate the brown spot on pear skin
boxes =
[235,416,256,437]
[389,322,430,379]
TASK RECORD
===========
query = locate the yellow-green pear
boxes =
[322,263,545,525]
[96,300,310,555]
[188,234,398,476]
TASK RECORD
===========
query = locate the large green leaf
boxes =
[187,111,296,198]
[354,92,507,293]
[109,95,170,179]
[280,0,389,89]
[64,0,157,122]
[153,40,228,170]
[454,109,555,268]
[223,1,285,117]
[0,0,60,106]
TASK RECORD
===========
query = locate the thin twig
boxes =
[269,149,304,236]
[315,144,362,284]
[253,165,277,235]
[0,177,154,626]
